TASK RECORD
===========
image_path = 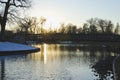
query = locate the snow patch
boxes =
[0,42,37,51]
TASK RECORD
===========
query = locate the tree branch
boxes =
[10,0,30,8]
[12,4,29,8]
[8,12,21,19]
[0,0,7,4]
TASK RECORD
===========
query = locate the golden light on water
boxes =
[28,44,62,64]
[27,44,47,63]
[43,43,47,64]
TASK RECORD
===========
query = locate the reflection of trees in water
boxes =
[0,59,5,80]
[30,44,120,80]
[83,45,119,80]
[58,44,120,80]
[81,45,120,80]
[31,43,119,61]
[92,56,116,80]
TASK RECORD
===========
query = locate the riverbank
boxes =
[0,42,40,56]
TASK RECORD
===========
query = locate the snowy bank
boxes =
[0,42,40,55]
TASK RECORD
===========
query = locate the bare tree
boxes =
[82,23,89,34]
[87,18,98,33]
[0,0,31,41]
[58,23,66,34]
[66,23,77,34]
[18,17,32,33]
[87,18,97,25]
[97,19,106,33]
[77,27,83,33]
[40,17,46,33]
[97,19,114,34]
[105,21,113,34]
[89,25,97,33]
[114,23,119,35]
[29,17,39,34]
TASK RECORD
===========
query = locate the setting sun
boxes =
[44,17,60,29]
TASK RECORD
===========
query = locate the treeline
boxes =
[5,17,120,43]
[58,18,119,35]
[24,34,120,42]
[16,17,120,35]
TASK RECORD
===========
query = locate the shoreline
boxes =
[0,42,40,56]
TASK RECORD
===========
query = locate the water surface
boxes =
[0,43,119,80]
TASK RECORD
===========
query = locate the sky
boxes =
[27,0,120,28]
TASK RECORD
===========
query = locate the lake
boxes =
[0,43,119,80]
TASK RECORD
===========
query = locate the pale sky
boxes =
[28,0,120,28]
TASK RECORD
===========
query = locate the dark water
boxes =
[0,43,119,80]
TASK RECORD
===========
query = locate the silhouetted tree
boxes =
[30,17,40,34]
[87,18,97,25]
[105,21,113,34]
[59,23,66,34]
[89,25,97,33]
[17,17,41,34]
[87,18,98,33]
[0,0,31,41]
[40,17,46,33]
[77,27,83,33]
[82,23,89,34]
[114,23,120,35]
[18,17,32,34]
[66,23,77,34]
[97,19,114,34]
[97,19,106,33]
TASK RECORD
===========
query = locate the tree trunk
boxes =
[0,0,10,41]
[0,24,5,41]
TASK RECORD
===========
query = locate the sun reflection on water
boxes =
[27,44,45,64]
[43,43,47,64]
[27,43,48,64]
[25,43,120,80]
